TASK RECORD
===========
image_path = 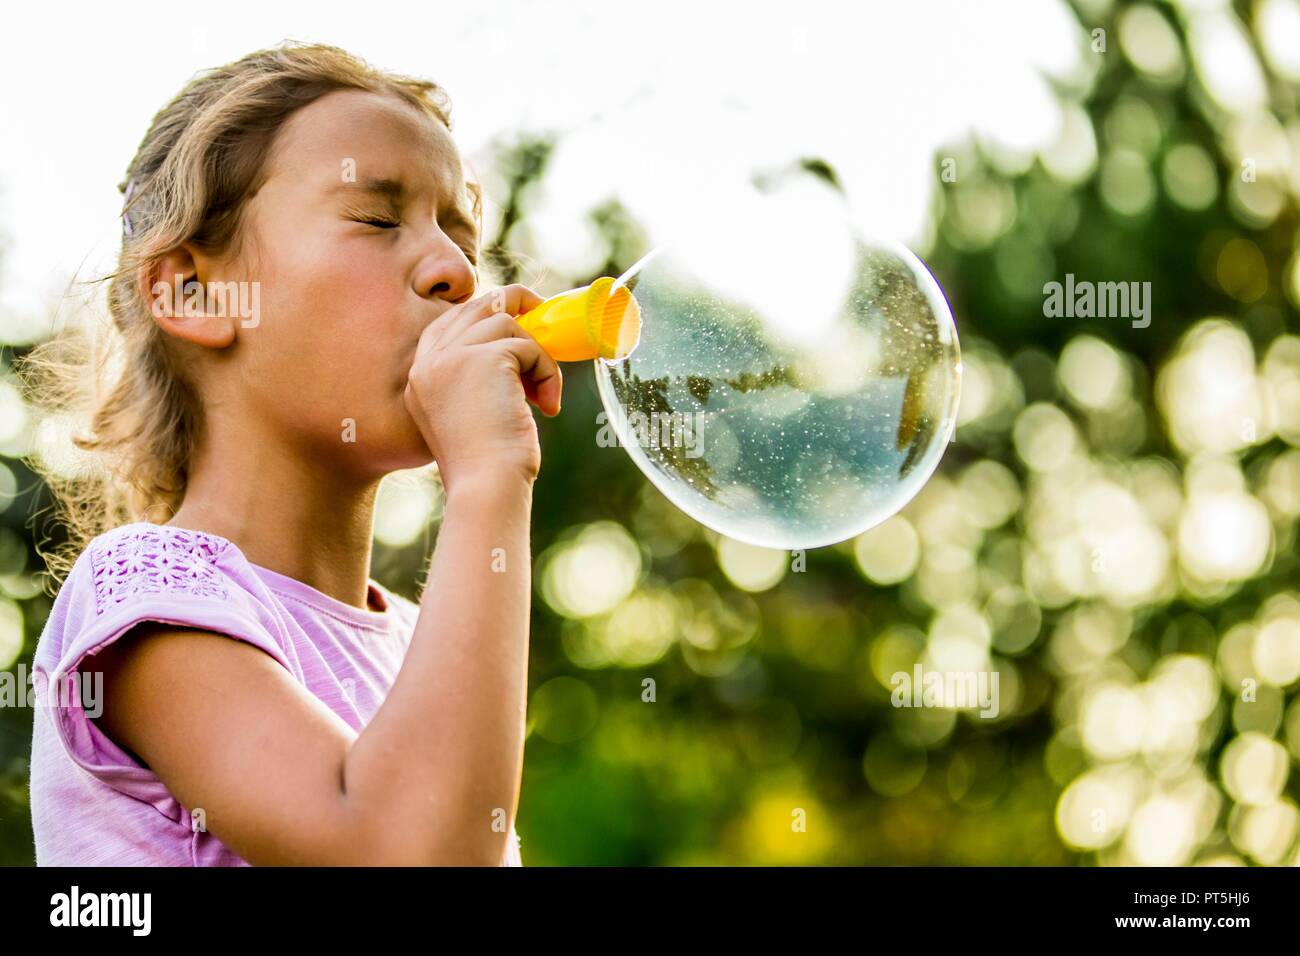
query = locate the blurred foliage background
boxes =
[4,0,1300,865]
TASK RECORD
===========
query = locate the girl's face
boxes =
[202,89,481,476]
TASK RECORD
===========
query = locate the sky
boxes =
[0,0,1091,343]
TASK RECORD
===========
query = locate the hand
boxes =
[404,284,563,492]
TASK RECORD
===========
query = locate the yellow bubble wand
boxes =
[513,251,659,363]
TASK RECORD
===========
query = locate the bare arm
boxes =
[91,284,555,865]
[340,470,534,864]
[90,472,533,866]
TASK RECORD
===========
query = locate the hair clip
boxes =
[122,178,138,238]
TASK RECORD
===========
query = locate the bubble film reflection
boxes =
[594,229,961,550]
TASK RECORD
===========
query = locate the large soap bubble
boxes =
[593,187,960,550]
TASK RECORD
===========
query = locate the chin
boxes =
[385,428,438,473]
[351,450,432,483]
[328,415,432,477]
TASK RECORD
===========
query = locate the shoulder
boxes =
[39,521,294,676]
[30,524,300,821]
[85,521,238,615]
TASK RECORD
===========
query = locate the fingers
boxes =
[477,335,563,417]
[488,284,546,317]
[453,312,527,348]
[429,284,545,348]
[409,284,562,414]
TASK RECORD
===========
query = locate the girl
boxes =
[20,41,562,865]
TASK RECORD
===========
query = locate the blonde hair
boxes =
[16,41,477,590]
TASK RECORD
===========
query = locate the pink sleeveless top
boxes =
[28,521,524,866]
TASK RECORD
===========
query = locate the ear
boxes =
[140,244,237,350]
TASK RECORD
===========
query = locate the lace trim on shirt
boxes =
[90,525,231,615]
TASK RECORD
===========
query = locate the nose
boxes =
[412,229,477,305]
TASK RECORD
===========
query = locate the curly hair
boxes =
[15,41,477,590]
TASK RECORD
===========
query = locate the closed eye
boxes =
[347,209,478,263]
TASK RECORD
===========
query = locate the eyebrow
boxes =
[334,176,404,201]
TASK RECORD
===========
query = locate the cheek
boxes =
[242,239,416,440]
[258,239,410,375]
